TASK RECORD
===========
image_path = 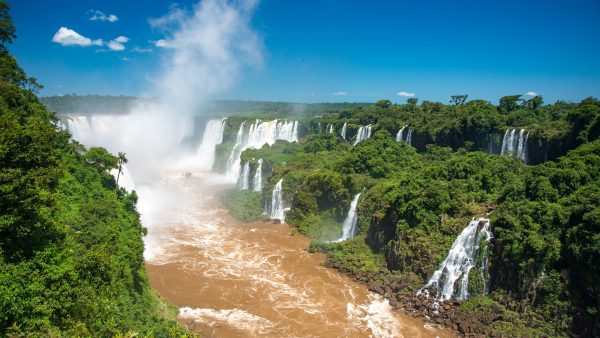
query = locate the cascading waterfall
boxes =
[328,124,334,133]
[337,193,361,241]
[265,179,288,222]
[225,119,298,181]
[500,128,528,162]
[197,118,227,171]
[419,218,492,300]
[340,122,347,140]
[239,161,250,190]
[252,159,263,192]
[353,125,373,146]
[406,128,413,145]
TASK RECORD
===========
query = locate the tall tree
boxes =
[0,1,15,52]
[499,95,523,113]
[450,94,468,105]
[116,151,128,186]
[406,97,418,105]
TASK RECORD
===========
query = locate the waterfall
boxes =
[252,159,263,192]
[318,122,322,133]
[340,122,347,140]
[406,128,413,146]
[110,163,135,193]
[239,161,250,190]
[265,179,288,222]
[353,125,373,146]
[337,193,361,241]
[328,124,334,133]
[419,218,492,300]
[225,119,298,181]
[500,128,528,162]
[196,118,227,171]
[396,125,412,144]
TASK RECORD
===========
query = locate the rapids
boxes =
[141,174,453,337]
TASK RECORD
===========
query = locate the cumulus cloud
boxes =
[52,27,103,46]
[526,91,538,96]
[333,91,347,96]
[114,36,129,43]
[397,91,415,97]
[88,9,118,22]
[105,36,130,51]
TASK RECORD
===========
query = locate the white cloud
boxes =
[132,46,153,53]
[333,91,347,96]
[52,27,103,47]
[114,36,129,43]
[526,91,538,96]
[106,36,130,51]
[121,57,130,61]
[154,39,169,48]
[89,9,118,22]
[397,91,415,97]
[107,40,125,51]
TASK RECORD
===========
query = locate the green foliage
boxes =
[0,9,189,336]
[220,189,268,223]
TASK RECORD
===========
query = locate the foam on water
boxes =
[179,307,273,335]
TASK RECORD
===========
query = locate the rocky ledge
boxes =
[325,260,506,337]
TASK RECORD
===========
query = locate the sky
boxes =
[8,0,600,103]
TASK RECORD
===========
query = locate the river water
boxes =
[141,173,453,337]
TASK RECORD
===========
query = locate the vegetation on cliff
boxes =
[220,96,599,336]
[0,4,188,336]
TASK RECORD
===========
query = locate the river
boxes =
[140,173,454,337]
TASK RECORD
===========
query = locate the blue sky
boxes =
[8,0,600,103]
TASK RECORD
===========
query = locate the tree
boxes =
[116,152,128,187]
[526,95,544,110]
[450,94,468,105]
[499,95,523,113]
[0,1,15,52]
[375,99,392,109]
[407,98,418,105]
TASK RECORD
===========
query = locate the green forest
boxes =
[216,95,600,336]
[0,3,190,336]
[2,0,600,336]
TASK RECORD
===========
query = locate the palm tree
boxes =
[116,152,128,187]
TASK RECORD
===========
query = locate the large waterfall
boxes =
[395,125,413,145]
[265,179,288,222]
[420,218,492,300]
[239,161,250,190]
[340,122,347,140]
[500,128,528,162]
[252,159,263,192]
[225,120,298,181]
[337,193,361,241]
[353,125,372,146]
[197,118,227,171]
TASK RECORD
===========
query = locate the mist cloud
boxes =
[149,0,263,114]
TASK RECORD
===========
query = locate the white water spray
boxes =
[225,120,298,181]
[197,118,227,171]
[353,125,372,146]
[265,179,288,222]
[500,128,528,162]
[340,122,347,140]
[419,218,492,300]
[252,159,263,192]
[337,193,361,241]
[239,161,250,190]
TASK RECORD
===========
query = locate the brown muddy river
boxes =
[141,174,454,337]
